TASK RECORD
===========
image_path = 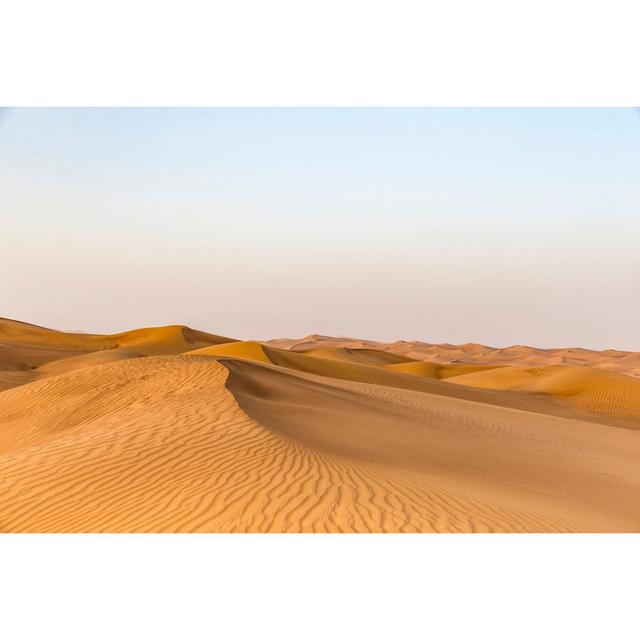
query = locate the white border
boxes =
[2,2,639,637]
[1,534,638,639]
[1,0,639,105]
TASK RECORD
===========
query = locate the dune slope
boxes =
[0,356,313,532]
[223,358,640,532]
[1,354,639,532]
[449,365,640,427]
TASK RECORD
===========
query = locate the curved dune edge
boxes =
[222,358,640,532]
[0,355,373,532]
[209,343,635,428]
[188,340,270,362]
[185,340,639,429]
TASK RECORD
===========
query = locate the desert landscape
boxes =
[1,315,639,533]
[2,18,637,640]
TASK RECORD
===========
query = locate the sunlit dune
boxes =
[1,317,640,532]
[448,364,640,427]
[0,317,234,391]
[188,340,270,362]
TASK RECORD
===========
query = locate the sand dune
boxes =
[186,343,574,421]
[299,347,415,366]
[268,334,640,378]
[0,317,233,391]
[449,365,640,427]
[383,361,503,379]
[0,317,234,354]
[1,317,639,532]
[188,340,271,362]
[224,359,640,532]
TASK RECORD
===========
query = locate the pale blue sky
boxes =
[1,108,638,349]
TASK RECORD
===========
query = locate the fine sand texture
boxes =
[1,318,640,532]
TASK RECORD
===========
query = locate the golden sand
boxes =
[1,318,639,532]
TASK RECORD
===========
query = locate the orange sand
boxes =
[1,318,639,532]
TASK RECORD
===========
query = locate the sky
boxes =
[1,107,639,350]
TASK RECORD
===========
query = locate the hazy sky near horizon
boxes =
[1,108,639,350]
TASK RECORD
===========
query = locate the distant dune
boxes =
[0,316,234,391]
[267,334,640,379]
[1,318,640,532]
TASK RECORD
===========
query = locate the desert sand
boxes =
[268,334,640,378]
[1,316,640,532]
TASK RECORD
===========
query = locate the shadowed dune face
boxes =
[1,317,640,532]
[298,347,415,366]
[383,361,503,379]
[223,359,640,532]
